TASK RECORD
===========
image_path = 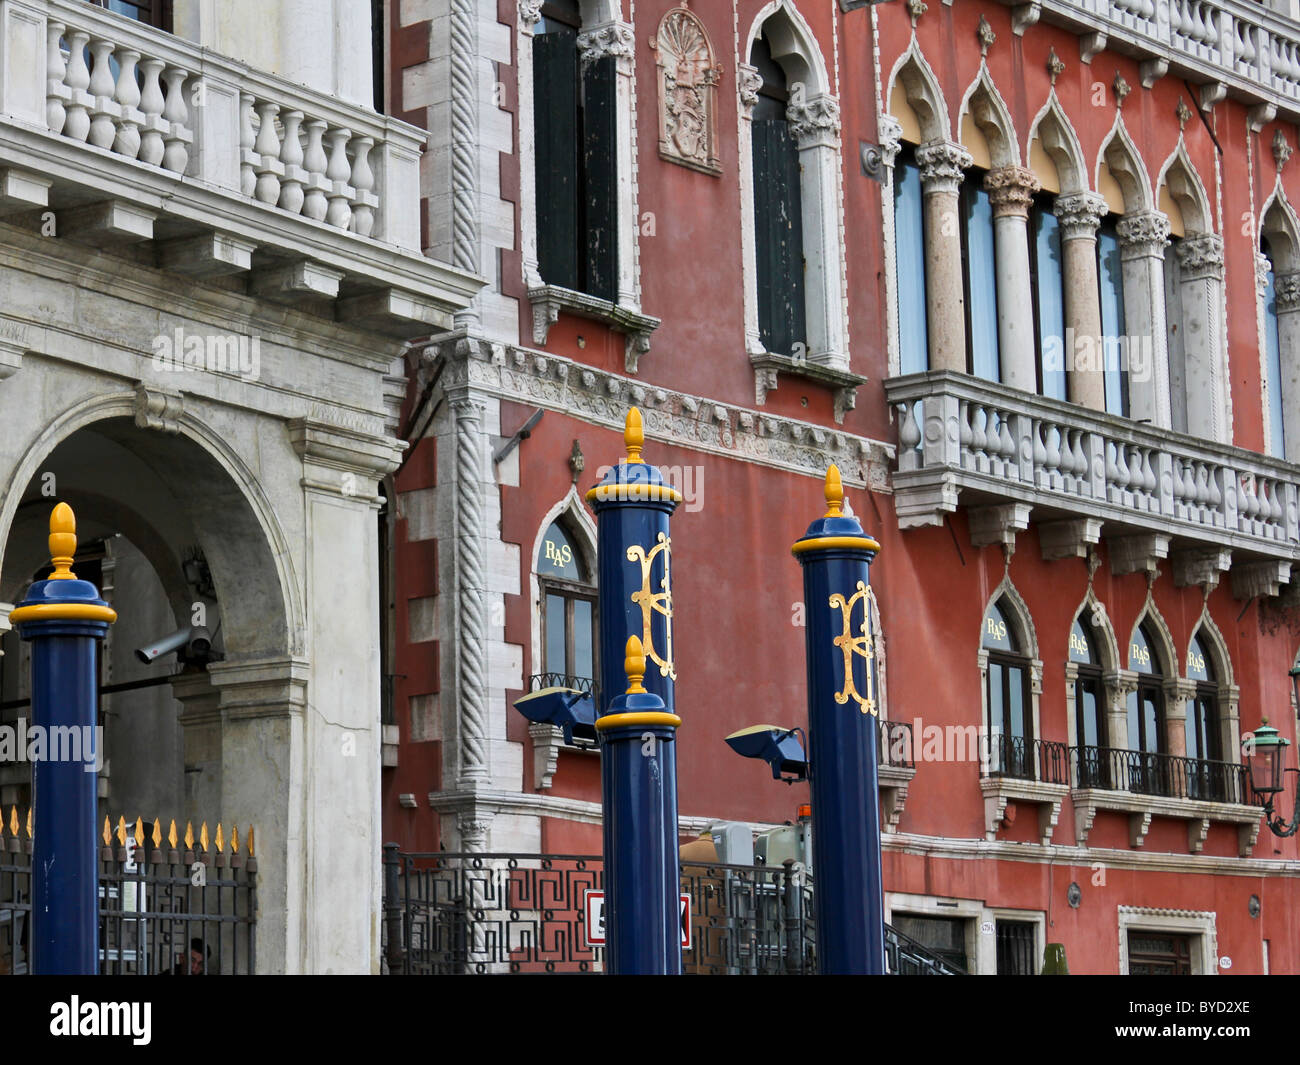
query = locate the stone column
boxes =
[916,140,973,373]
[878,114,905,375]
[788,92,848,368]
[1056,193,1108,410]
[1274,271,1300,463]
[1175,234,1227,442]
[517,0,545,292]
[984,165,1041,393]
[738,63,765,356]
[1116,210,1172,426]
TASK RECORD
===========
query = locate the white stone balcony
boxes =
[0,0,480,332]
[886,371,1299,598]
[1000,0,1300,122]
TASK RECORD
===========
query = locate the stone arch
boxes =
[1188,608,1234,688]
[886,43,950,145]
[1261,182,1300,272]
[1069,589,1122,673]
[1097,117,1154,213]
[1157,141,1214,235]
[744,0,830,97]
[959,66,1020,168]
[980,575,1040,660]
[0,392,300,658]
[1127,599,1177,677]
[1027,93,1088,196]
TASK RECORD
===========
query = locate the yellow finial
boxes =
[48,502,78,579]
[624,635,647,694]
[168,819,178,849]
[624,408,645,464]
[247,825,255,858]
[103,816,111,846]
[152,818,162,848]
[823,465,844,518]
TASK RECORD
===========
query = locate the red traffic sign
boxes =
[583,889,692,949]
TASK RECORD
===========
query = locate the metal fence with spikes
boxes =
[0,808,256,975]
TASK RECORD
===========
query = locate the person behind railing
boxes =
[169,937,210,975]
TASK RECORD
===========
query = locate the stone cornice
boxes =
[432,332,894,490]
[288,416,406,488]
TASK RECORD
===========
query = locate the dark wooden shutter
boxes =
[581,55,619,302]
[533,28,581,292]
[752,118,805,357]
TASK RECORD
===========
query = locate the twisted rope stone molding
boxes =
[453,395,490,786]
[450,0,480,281]
[430,334,894,490]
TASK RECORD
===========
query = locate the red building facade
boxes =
[381,0,1300,973]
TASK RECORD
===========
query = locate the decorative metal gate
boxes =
[382,847,964,975]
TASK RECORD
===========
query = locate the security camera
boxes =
[135,625,212,665]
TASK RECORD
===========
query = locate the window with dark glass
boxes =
[537,521,596,689]
[1128,931,1193,975]
[1262,237,1287,459]
[995,920,1037,975]
[960,168,1000,382]
[983,598,1031,779]
[1030,194,1067,400]
[1127,623,1166,795]
[534,0,618,301]
[750,31,805,358]
[88,0,172,29]
[1098,214,1129,417]
[1185,633,1223,800]
[1165,234,1187,433]
[894,145,928,376]
[1070,613,1108,788]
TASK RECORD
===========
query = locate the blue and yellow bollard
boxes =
[791,467,886,974]
[586,409,683,974]
[9,503,116,974]
[594,637,682,974]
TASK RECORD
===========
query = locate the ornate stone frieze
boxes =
[432,332,894,490]
[786,87,840,150]
[983,165,1040,220]
[1116,209,1171,258]
[651,6,721,175]
[915,140,972,195]
[1054,192,1108,240]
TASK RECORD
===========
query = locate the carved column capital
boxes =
[915,139,972,195]
[983,165,1040,220]
[738,63,762,117]
[1256,252,1273,297]
[578,21,635,75]
[517,0,543,26]
[1054,192,1108,240]
[877,113,904,169]
[786,89,840,149]
[1116,209,1171,258]
[1174,232,1224,280]
[1275,271,1300,312]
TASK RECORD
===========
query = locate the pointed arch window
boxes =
[536,520,597,690]
[750,30,805,359]
[1031,193,1067,400]
[983,598,1032,778]
[1186,632,1224,800]
[1070,613,1108,787]
[894,145,928,376]
[960,166,1000,382]
[1098,213,1129,417]
[1127,622,1166,793]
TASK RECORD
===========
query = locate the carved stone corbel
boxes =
[133,382,184,434]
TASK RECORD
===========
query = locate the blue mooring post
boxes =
[586,408,682,974]
[10,503,116,975]
[792,466,886,975]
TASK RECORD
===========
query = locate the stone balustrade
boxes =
[886,372,1299,595]
[0,0,421,250]
[1001,0,1300,119]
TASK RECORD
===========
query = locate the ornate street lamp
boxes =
[1244,665,1300,837]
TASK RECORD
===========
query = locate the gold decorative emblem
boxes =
[627,532,675,680]
[829,581,877,715]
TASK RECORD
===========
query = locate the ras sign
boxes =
[583,889,692,949]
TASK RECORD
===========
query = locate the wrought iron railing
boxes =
[1,811,256,975]
[984,734,1070,785]
[886,922,967,975]
[528,673,596,696]
[381,847,962,975]
[879,719,916,769]
[1071,745,1252,804]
